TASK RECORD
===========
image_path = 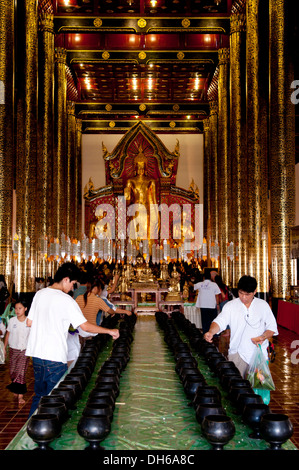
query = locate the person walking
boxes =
[203,275,278,379]
[214,274,230,311]
[193,270,221,333]
[3,299,31,405]
[25,262,120,417]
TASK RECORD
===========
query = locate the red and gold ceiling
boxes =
[43,0,240,133]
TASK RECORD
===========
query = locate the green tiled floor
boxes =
[6,316,297,451]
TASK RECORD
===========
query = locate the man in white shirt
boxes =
[204,275,278,378]
[26,262,119,417]
[193,270,221,333]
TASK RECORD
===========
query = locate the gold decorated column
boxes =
[230,12,247,288]
[66,100,76,238]
[0,1,14,288]
[203,118,211,262]
[15,0,38,294]
[74,118,82,239]
[217,48,230,283]
[208,100,219,264]
[37,10,54,276]
[269,0,295,304]
[246,0,269,298]
[53,47,67,239]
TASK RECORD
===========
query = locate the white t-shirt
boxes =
[26,287,88,364]
[194,279,221,309]
[67,327,96,363]
[7,316,31,351]
[213,297,278,364]
[0,320,6,338]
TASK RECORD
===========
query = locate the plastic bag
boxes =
[246,344,275,391]
[0,339,5,364]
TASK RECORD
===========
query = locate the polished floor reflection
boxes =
[0,323,298,450]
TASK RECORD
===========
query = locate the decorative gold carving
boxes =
[15,0,38,292]
[109,121,115,128]
[37,4,55,254]
[53,45,67,239]
[138,51,146,60]
[105,104,112,111]
[38,11,54,34]
[66,100,76,237]
[218,48,230,65]
[230,12,246,34]
[67,101,75,115]
[218,47,230,284]
[269,0,295,298]
[139,104,146,111]
[169,121,176,128]
[137,18,147,28]
[203,119,210,132]
[102,51,110,60]
[74,118,82,238]
[102,121,179,179]
[55,47,67,64]
[181,18,190,28]
[173,104,180,112]
[93,18,103,28]
[230,9,247,286]
[0,0,14,284]
[209,100,218,116]
[208,101,219,252]
[177,51,185,60]
[246,0,269,294]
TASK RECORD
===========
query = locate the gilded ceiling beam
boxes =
[54,16,230,35]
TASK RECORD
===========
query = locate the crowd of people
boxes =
[0,261,132,415]
[0,259,278,412]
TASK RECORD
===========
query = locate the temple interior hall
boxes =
[0,0,299,453]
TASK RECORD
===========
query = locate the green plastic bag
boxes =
[253,388,271,405]
[246,344,275,391]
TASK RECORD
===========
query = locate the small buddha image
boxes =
[89,211,113,239]
[166,265,182,301]
[172,209,195,243]
[134,253,147,282]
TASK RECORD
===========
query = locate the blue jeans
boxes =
[28,357,67,418]
[96,310,102,326]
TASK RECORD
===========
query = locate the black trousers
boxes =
[200,307,217,333]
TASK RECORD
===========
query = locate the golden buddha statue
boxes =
[166,265,182,301]
[131,252,157,287]
[124,146,159,243]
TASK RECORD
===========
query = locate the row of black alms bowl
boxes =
[170,311,237,450]
[171,311,295,450]
[156,311,236,450]
[198,330,293,449]
[77,314,136,450]
[157,313,207,400]
[26,315,120,450]
[206,351,294,448]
